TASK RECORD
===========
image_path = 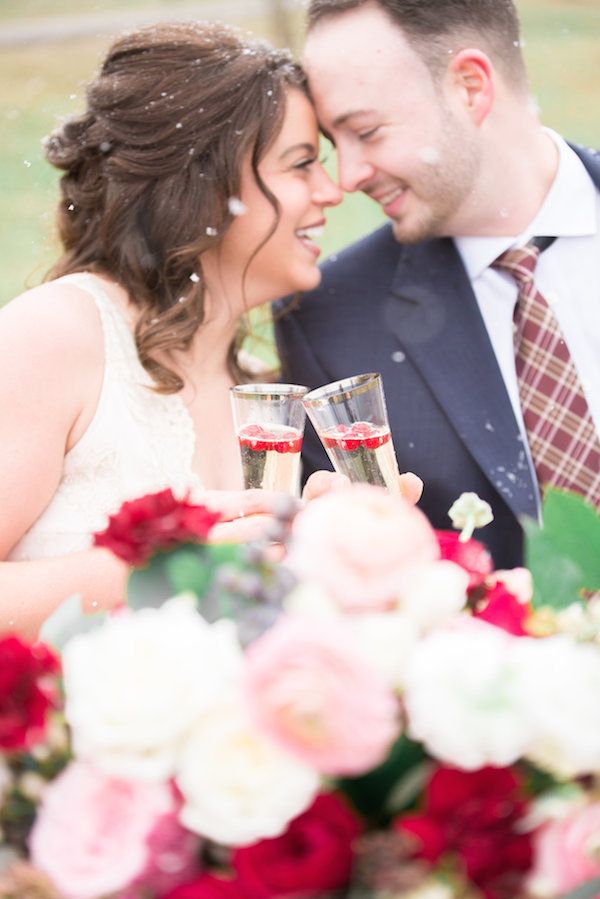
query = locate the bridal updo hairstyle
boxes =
[44,22,306,392]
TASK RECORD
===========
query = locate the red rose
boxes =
[162,874,249,899]
[93,489,221,565]
[436,531,493,589]
[474,582,529,636]
[233,792,362,898]
[0,637,60,751]
[395,766,533,899]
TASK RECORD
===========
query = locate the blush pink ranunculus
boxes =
[244,617,400,776]
[29,761,180,899]
[528,802,600,896]
[287,484,440,612]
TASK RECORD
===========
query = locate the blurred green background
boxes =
[1,0,599,309]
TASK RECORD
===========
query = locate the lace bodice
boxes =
[9,273,203,562]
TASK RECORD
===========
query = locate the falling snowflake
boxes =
[227,197,247,216]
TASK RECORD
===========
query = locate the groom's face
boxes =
[303,5,481,243]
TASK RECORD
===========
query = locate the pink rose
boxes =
[244,617,400,776]
[29,761,182,899]
[287,485,440,611]
[528,802,600,896]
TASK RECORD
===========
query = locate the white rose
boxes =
[555,598,600,643]
[63,597,243,780]
[177,692,319,846]
[399,560,469,631]
[514,635,600,778]
[284,581,340,621]
[404,618,533,769]
[493,568,533,604]
[348,610,420,687]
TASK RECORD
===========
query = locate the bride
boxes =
[0,21,421,639]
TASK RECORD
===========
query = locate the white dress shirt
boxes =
[454,132,600,506]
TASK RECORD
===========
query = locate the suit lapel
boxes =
[385,237,538,519]
[571,143,600,187]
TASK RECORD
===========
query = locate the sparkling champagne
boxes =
[320,422,400,492]
[238,423,303,494]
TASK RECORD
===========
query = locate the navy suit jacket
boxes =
[275,145,600,569]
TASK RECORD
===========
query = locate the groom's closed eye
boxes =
[357,127,380,141]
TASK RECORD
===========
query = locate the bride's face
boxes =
[204,89,342,310]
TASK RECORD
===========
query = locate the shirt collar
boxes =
[455,129,598,281]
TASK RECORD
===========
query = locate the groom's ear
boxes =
[446,49,495,126]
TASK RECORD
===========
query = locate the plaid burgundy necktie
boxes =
[493,241,600,508]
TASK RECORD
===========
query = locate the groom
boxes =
[275,0,600,567]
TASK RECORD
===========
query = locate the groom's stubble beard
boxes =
[386,107,483,245]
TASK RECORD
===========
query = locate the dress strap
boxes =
[55,272,150,385]
[54,272,202,495]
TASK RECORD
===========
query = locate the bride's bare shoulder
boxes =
[0,278,104,363]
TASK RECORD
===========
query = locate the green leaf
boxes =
[127,554,176,610]
[523,489,600,611]
[560,877,600,899]
[164,546,213,596]
[520,760,562,796]
[523,519,585,610]
[543,490,600,588]
[385,759,435,815]
[336,735,426,822]
[194,543,247,590]
[127,543,246,611]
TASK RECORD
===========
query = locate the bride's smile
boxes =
[201,89,341,314]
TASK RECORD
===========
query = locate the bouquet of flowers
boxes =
[1,484,600,899]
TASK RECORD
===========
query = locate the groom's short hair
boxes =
[307,0,528,90]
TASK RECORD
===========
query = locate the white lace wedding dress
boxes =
[9,272,203,565]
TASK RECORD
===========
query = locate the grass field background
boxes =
[1,0,599,309]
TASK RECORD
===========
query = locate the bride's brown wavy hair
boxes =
[44,21,306,392]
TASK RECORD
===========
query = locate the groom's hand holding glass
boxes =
[303,373,423,503]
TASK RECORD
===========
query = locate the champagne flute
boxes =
[303,373,401,492]
[230,383,308,496]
